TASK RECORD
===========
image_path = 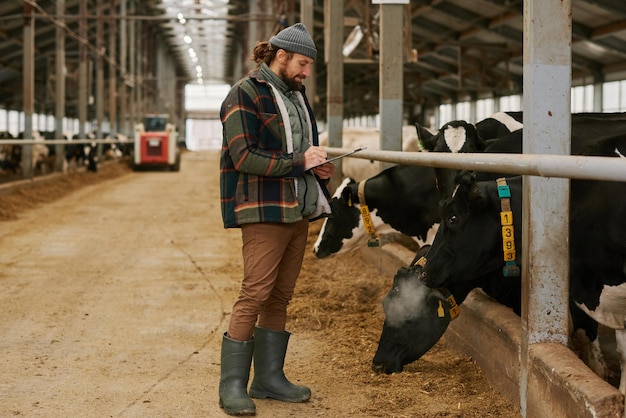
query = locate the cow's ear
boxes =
[458,171,487,207]
[341,184,355,206]
[468,124,490,151]
[416,123,437,151]
[468,183,487,207]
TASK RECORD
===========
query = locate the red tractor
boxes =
[133,114,181,171]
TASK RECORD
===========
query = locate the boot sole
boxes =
[249,390,311,403]
[219,398,256,416]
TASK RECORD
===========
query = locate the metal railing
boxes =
[326,147,626,182]
[0,138,130,145]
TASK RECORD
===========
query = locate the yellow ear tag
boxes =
[348,195,352,207]
[437,300,445,318]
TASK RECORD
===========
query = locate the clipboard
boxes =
[307,147,367,170]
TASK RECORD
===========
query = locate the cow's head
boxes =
[313,177,387,258]
[372,248,452,374]
[417,120,486,153]
[418,120,489,201]
[420,172,521,289]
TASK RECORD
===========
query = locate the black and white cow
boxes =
[373,126,626,388]
[65,133,98,173]
[474,111,523,140]
[372,242,523,374]
[372,245,452,374]
[313,164,440,258]
[418,167,626,393]
[314,113,526,259]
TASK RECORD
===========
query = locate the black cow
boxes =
[373,128,626,387]
[372,245,452,374]
[313,164,440,258]
[372,243,523,374]
[372,242,522,374]
[418,168,626,393]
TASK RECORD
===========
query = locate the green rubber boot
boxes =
[249,327,311,403]
[218,333,256,416]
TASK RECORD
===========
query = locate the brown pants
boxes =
[227,219,309,342]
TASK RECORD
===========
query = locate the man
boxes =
[219,23,334,416]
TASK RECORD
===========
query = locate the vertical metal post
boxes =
[324,0,344,182]
[79,0,87,138]
[300,0,316,110]
[378,1,405,168]
[22,2,35,178]
[469,100,477,123]
[593,79,603,112]
[55,0,66,171]
[129,0,136,130]
[136,22,143,120]
[521,0,572,416]
[109,0,118,138]
[96,0,105,143]
[119,0,128,135]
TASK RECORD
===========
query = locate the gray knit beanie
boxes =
[269,23,317,60]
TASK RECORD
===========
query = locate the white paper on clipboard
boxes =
[307,147,367,171]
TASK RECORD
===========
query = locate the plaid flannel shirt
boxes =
[219,69,330,228]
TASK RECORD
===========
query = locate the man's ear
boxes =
[276,49,289,63]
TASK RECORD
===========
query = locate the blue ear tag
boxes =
[497,185,511,198]
[367,236,380,247]
[503,261,520,277]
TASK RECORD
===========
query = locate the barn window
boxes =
[602,80,626,112]
[571,85,594,112]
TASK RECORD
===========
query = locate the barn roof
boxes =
[0,0,625,121]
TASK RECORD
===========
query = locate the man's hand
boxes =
[311,161,334,179]
[304,146,328,171]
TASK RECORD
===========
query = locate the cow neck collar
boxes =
[356,180,380,247]
[412,256,460,320]
[496,178,520,277]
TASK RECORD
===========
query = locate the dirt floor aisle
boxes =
[0,151,520,418]
[0,152,241,416]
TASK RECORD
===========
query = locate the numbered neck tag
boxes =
[414,257,460,320]
[438,287,460,320]
[357,180,380,247]
[496,178,520,277]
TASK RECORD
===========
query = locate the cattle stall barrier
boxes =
[325,147,626,417]
[325,147,626,182]
[0,137,131,178]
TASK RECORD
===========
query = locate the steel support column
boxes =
[54,0,65,171]
[54,0,66,171]
[378,2,404,167]
[324,0,344,183]
[119,0,128,135]
[78,0,88,138]
[128,0,136,130]
[96,0,105,143]
[300,0,316,110]
[108,0,118,137]
[521,0,572,416]
[22,3,34,178]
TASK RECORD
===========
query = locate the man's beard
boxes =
[279,67,302,92]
